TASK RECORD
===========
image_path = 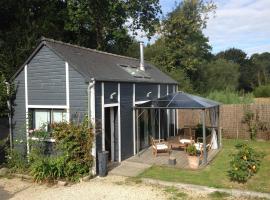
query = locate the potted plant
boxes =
[186,144,199,169]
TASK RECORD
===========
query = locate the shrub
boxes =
[207,89,254,104]
[6,149,29,173]
[228,143,264,183]
[30,118,94,182]
[254,85,270,97]
[186,144,197,156]
[30,156,65,182]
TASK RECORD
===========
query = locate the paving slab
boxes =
[109,161,151,177]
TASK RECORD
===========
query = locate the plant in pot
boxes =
[186,144,198,169]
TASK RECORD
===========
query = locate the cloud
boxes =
[204,0,270,55]
[129,0,270,55]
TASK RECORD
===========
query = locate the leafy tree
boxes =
[0,0,161,79]
[216,48,255,92]
[65,0,161,50]
[201,58,240,92]
[144,0,215,92]
[0,0,69,78]
[161,0,215,74]
[216,48,247,66]
[250,52,270,86]
[0,74,9,116]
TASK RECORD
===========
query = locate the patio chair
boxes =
[150,137,170,157]
[194,135,212,158]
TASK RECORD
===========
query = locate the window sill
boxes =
[29,137,56,143]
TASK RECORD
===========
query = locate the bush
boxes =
[186,144,197,156]
[254,85,270,97]
[228,143,264,183]
[30,156,65,182]
[30,118,94,182]
[207,89,254,104]
[6,149,29,173]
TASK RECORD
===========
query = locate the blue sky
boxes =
[138,0,270,56]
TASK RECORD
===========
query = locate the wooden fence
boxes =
[177,102,270,140]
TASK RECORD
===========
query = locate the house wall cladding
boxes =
[69,66,88,122]
[12,71,26,151]
[27,46,66,105]
[104,82,118,104]
[177,104,270,140]
[120,83,133,160]
[135,83,158,101]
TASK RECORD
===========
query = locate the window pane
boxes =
[52,110,66,123]
[35,110,50,130]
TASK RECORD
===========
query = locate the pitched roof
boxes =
[11,38,177,84]
[136,91,220,109]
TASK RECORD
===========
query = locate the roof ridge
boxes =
[41,37,139,61]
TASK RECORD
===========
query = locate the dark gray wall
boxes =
[94,82,102,155]
[120,83,133,160]
[160,84,167,97]
[12,70,26,152]
[169,84,174,93]
[104,82,118,104]
[28,46,66,105]
[69,66,88,122]
[135,83,158,101]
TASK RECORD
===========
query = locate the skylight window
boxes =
[119,64,151,79]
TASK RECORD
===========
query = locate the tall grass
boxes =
[254,85,270,97]
[206,89,254,104]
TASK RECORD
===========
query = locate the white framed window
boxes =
[31,109,67,131]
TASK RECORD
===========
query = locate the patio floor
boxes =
[127,147,219,169]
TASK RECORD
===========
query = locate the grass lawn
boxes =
[138,139,270,193]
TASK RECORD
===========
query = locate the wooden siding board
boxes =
[120,83,133,160]
[160,84,167,96]
[27,46,66,105]
[12,70,26,152]
[104,82,118,104]
[135,83,158,101]
[69,66,88,122]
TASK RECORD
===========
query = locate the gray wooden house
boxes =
[11,38,177,174]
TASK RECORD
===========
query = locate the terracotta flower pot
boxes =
[188,156,199,169]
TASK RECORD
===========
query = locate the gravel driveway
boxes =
[0,175,261,200]
[0,176,168,200]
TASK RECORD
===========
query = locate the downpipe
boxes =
[87,79,96,175]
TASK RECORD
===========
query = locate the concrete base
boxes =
[109,161,151,177]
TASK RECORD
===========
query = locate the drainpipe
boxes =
[5,81,13,148]
[87,78,96,175]
[87,79,95,127]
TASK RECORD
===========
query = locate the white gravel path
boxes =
[0,176,264,200]
[0,176,168,200]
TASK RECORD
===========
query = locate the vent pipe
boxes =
[139,41,145,71]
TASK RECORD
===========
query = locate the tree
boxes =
[0,0,69,78]
[161,0,215,74]
[216,48,254,92]
[250,52,270,86]
[0,0,161,79]
[201,58,240,93]
[216,48,247,66]
[65,0,161,50]
[144,0,215,92]
[0,74,9,116]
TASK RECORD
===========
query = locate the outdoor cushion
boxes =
[180,139,192,144]
[154,144,168,150]
[194,143,203,151]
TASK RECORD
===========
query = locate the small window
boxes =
[119,64,151,79]
[30,109,67,131]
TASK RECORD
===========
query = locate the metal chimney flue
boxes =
[139,42,145,71]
